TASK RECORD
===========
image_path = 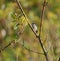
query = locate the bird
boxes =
[32,23,38,33]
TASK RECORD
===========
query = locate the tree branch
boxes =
[15,0,49,61]
[40,0,47,34]
[0,40,14,53]
[0,39,44,55]
[15,0,38,37]
[39,0,49,61]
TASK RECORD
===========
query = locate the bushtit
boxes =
[32,23,38,33]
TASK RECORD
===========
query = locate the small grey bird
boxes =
[32,23,38,33]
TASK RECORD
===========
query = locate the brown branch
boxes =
[39,0,49,61]
[15,0,49,61]
[15,0,38,37]
[38,36,49,61]
[0,1,49,61]
[23,46,44,55]
[40,0,47,32]
[0,40,14,53]
[0,39,44,55]
[21,41,44,55]
[40,0,47,35]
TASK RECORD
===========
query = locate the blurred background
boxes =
[0,0,60,61]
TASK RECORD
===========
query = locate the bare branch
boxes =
[39,0,47,35]
[15,0,49,61]
[23,46,44,55]
[0,39,44,55]
[39,0,49,61]
[21,42,44,55]
[0,40,14,52]
[15,0,38,37]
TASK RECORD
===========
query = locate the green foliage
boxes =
[0,0,60,61]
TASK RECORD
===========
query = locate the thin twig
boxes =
[40,0,47,34]
[0,40,14,53]
[23,46,44,55]
[15,0,49,61]
[0,39,44,55]
[39,0,49,61]
[21,42,44,55]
